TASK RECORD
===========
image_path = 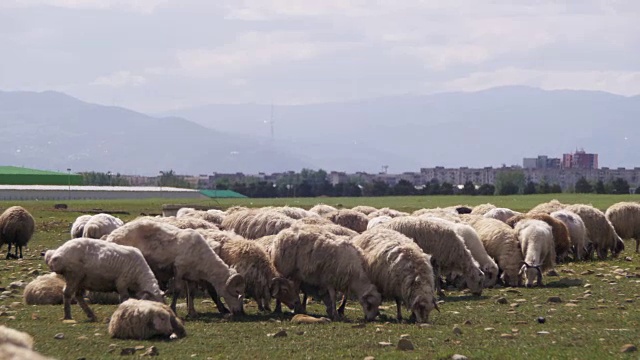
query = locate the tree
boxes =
[365,181,390,196]
[477,184,495,196]
[610,177,630,194]
[158,170,191,188]
[425,179,441,195]
[81,171,130,186]
[550,184,563,193]
[594,180,606,194]
[495,170,525,195]
[392,179,416,196]
[461,181,476,195]
[636,185,640,195]
[523,181,537,195]
[538,181,551,194]
[440,182,454,195]
[574,177,592,193]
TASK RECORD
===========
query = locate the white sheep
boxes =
[271,224,381,321]
[324,209,369,233]
[221,209,295,239]
[379,217,485,296]
[483,208,521,223]
[309,204,339,216]
[108,298,186,340]
[107,219,245,318]
[351,205,378,215]
[152,216,219,230]
[0,325,33,349]
[470,203,497,215]
[177,207,225,226]
[606,202,640,253]
[528,199,567,214]
[514,219,555,287]
[351,227,437,323]
[82,213,124,239]
[23,273,66,305]
[367,207,408,219]
[71,214,93,238]
[44,238,165,321]
[0,343,53,360]
[424,216,499,288]
[461,216,524,287]
[366,215,393,230]
[565,204,621,259]
[413,208,461,223]
[550,210,588,260]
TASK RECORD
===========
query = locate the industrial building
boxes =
[0,185,204,201]
[0,166,82,185]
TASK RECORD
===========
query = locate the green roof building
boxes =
[0,166,83,186]
[199,189,248,199]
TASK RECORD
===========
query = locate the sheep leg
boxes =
[636,238,639,253]
[16,245,22,259]
[204,282,230,314]
[5,243,11,259]
[322,288,338,320]
[75,289,97,322]
[395,298,403,323]
[261,298,272,312]
[273,299,282,314]
[337,293,347,316]
[170,279,185,315]
[186,282,198,318]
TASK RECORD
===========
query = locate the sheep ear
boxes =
[270,277,283,297]
[226,274,245,295]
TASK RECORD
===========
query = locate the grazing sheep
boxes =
[351,205,378,215]
[82,213,124,239]
[225,206,249,214]
[470,203,497,216]
[23,273,66,305]
[425,217,500,288]
[44,238,164,321]
[272,206,315,220]
[565,204,620,259]
[606,202,640,253]
[414,209,462,223]
[367,215,393,230]
[309,204,338,216]
[0,325,34,349]
[206,238,301,313]
[506,213,572,262]
[71,214,93,238]
[367,208,408,219]
[271,224,381,321]
[0,343,53,360]
[107,219,245,317]
[177,207,225,226]
[550,210,587,260]
[351,228,437,323]
[196,229,244,244]
[484,208,521,223]
[461,216,524,287]
[324,209,369,233]
[108,299,186,340]
[380,217,485,295]
[514,219,555,287]
[222,209,295,239]
[0,206,35,259]
[444,205,473,214]
[154,216,219,230]
[528,200,567,214]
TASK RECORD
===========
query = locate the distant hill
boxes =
[0,90,312,175]
[164,86,640,172]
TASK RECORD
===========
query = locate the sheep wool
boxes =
[352,228,437,323]
[309,204,339,216]
[0,325,34,349]
[550,210,588,260]
[565,204,619,260]
[350,205,378,216]
[108,299,186,340]
[605,201,640,253]
[483,208,522,223]
[528,200,567,215]
[177,207,224,226]
[23,273,66,305]
[470,203,497,216]
[324,209,369,233]
[82,213,124,239]
[0,206,35,259]
[515,219,556,287]
[0,343,54,360]
[222,209,295,239]
[506,213,572,263]
[71,214,93,238]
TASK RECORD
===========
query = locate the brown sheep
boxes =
[0,206,35,259]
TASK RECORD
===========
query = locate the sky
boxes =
[1,0,640,113]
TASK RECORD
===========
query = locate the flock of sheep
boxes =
[2,200,640,358]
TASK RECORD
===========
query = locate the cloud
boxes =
[3,0,167,13]
[91,71,146,87]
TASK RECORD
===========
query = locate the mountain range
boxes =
[1,87,639,175]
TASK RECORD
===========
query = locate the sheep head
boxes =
[223,273,246,316]
[466,268,485,296]
[358,285,381,322]
[518,262,542,288]
[411,295,436,324]
[270,277,300,310]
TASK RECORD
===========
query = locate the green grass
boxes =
[1,195,640,359]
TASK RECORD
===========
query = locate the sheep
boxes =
[309,204,339,216]
[424,217,499,288]
[82,213,124,239]
[606,202,640,253]
[505,213,572,263]
[351,228,437,323]
[0,325,34,349]
[367,207,409,219]
[0,343,53,360]
[71,214,93,238]
[565,204,620,259]
[351,205,378,215]
[0,206,35,259]
[528,199,567,214]
[367,215,393,230]
[514,219,556,287]
[379,217,485,295]
[225,205,249,214]
[272,206,316,220]
[461,216,524,287]
[177,207,225,226]
[206,238,301,313]
[108,298,186,340]
[550,210,588,260]
[154,216,219,230]
[414,209,462,223]
[271,224,381,321]
[470,203,497,215]
[44,238,165,321]
[221,209,295,239]
[23,273,66,305]
[324,209,369,233]
[107,219,245,318]
[443,205,474,214]
[484,208,522,223]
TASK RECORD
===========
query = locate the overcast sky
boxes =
[2,0,639,112]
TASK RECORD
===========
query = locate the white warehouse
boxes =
[0,185,206,201]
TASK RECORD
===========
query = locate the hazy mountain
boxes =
[164,86,640,171]
[0,90,312,175]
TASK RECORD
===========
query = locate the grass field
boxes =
[1,194,640,359]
